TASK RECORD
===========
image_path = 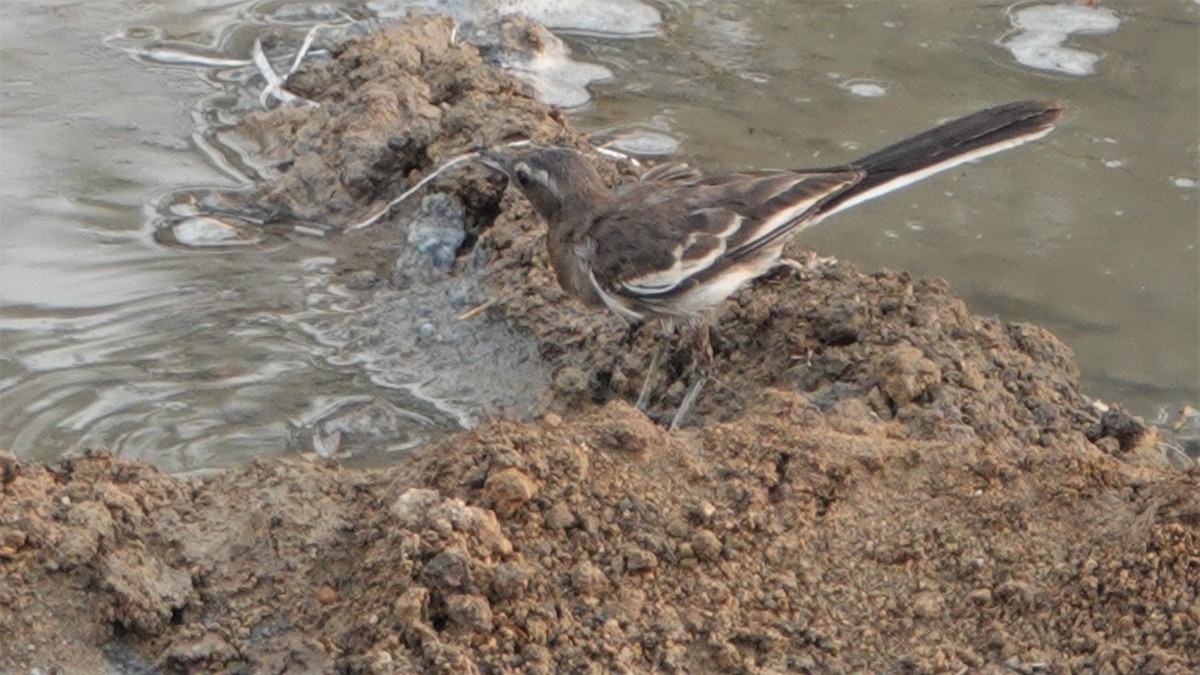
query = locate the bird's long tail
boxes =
[816,99,1064,220]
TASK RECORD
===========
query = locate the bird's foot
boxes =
[669,367,709,431]
[635,340,670,412]
[668,323,713,430]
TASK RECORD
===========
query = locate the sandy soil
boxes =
[2,15,1196,675]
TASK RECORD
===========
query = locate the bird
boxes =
[480,99,1064,429]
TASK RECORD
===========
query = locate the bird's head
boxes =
[479,146,610,221]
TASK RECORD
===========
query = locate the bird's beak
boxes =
[476,150,514,177]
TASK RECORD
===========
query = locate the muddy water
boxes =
[0,1,468,471]
[1,0,1196,472]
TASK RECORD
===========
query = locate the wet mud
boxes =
[3,15,1196,674]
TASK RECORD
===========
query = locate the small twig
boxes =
[455,297,499,321]
[293,224,326,238]
[344,140,531,233]
[289,24,328,75]
[594,144,642,167]
[345,151,479,231]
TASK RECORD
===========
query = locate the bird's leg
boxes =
[634,319,678,412]
[669,321,712,431]
[623,317,664,412]
[635,338,669,411]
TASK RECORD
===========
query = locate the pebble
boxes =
[491,562,530,600]
[911,592,942,619]
[543,503,576,530]
[483,467,538,518]
[624,547,659,572]
[423,548,472,591]
[691,529,722,561]
[343,270,379,290]
[445,593,493,633]
[521,643,551,667]
[393,586,428,623]
[553,366,589,395]
[315,585,339,605]
[571,561,607,596]
[405,194,466,270]
[968,588,993,604]
[664,518,690,538]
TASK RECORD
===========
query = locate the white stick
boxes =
[253,38,318,109]
[345,152,477,231]
[344,140,532,232]
[290,24,326,75]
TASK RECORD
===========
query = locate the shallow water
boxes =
[1,0,1197,472]
[0,1,470,471]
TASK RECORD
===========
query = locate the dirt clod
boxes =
[482,467,538,519]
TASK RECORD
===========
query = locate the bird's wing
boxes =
[595,170,861,298]
[697,170,864,257]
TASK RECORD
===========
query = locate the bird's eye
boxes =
[515,167,534,187]
[513,159,537,186]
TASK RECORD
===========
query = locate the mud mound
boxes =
[3,13,1196,675]
[233,14,588,232]
[3,404,1197,673]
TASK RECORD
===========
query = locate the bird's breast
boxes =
[543,228,603,307]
